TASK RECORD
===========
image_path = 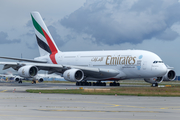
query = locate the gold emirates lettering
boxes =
[106,55,136,65]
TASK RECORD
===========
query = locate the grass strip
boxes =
[26,86,180,97]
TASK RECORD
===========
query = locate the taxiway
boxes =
[0,82,180,120]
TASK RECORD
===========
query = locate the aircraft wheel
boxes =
[96,82,100,86]
[83,82,85,86]
[93,82,96,86]
[83,82,86,86]
[76,82,79,86]
[18,81,22,84]
[89,82,91,86]
[109,82,119,86]
[85,82,88,86]
[78,82,81,86]
[112,82,116,86]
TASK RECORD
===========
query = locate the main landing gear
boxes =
[76,81,106,86]
[18,80,22,84]
[76,81,120,86]
[32,80,36,84]
[76,81,91,86]
[109,82,120,86]
[152,83,158,87]
[92,82,106,86]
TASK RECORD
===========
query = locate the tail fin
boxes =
[31,11,60,64]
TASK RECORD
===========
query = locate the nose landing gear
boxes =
[152,83,158,87]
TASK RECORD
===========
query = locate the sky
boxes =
[0,0,180,75]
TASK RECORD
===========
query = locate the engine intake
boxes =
[63,69,84,82]
[38,78,44,82]
[163,69,176,81]
[18,65,38,77]
[14,77,21,82]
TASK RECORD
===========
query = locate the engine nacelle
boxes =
[38,78,44,82]
[144,77,163,84]
[18,65,38,78]
[163,69,176,81]
[14,76,21,82]
[63,69,84,82]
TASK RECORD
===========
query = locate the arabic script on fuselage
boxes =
[91,57,104,62]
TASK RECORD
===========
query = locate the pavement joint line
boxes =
[0,114,157,120]
[37,109,163,113]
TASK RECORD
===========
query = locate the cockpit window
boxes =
[153,61,163,63]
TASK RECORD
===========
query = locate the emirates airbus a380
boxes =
[0,11,176,87]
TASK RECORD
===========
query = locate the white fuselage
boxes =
[36,50,167,81]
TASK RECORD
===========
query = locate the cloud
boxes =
[25,20,34,37]
[48,25,66,47]
[60,0,180,45]
[156,28,178,40]
[0,31,21,44]
[26,20,33,28]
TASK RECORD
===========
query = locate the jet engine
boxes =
[18,65,38,78]
[38,78,44,82]
[63,69,84,82]
[14,76,21,82]
[163,69,176,81]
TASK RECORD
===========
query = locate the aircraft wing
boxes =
[0,61,119,79]
[0,62,63,72]
[0,56,47,63]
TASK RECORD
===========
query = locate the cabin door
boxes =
[142,61,147,70]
